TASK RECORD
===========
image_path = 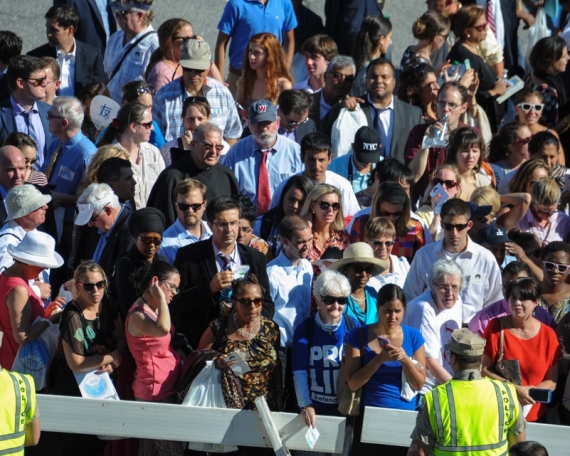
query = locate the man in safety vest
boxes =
[408,328,526,456]
[0,338,41,455]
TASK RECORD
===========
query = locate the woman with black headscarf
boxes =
[114,207,168,319]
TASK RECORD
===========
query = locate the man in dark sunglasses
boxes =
[405,198,503,325]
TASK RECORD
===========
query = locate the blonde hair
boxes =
[364,217,396,240]
[74,260,108,290]
[470,187,501,218]
[82,145,129,192]
[300,184,344,231]
[531,177,561,207]
[508,159,550,193]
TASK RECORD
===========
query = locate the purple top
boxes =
[468,299,556,336]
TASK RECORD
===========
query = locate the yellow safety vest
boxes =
[425,377,519,456]
[0,369,36,456]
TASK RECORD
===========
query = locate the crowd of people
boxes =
[2,0,570,455]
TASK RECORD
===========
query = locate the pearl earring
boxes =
[467,34,471,38]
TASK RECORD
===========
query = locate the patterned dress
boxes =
[306,229,351,263]
[539,296,570,324]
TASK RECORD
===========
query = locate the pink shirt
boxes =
[515,209,570,245]
[125,304,181,401]
[147,61,182,92]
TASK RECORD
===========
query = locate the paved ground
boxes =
[0,0,424,69]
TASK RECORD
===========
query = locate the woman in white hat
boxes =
[331,242,388,326]
[0,231,64,370]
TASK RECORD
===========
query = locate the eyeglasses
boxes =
[533,205,557,218]
[432,178,458,188]
[176,201,204,212]
[114,10,136,19]
[329,72,354,84]
[439,33,449,40]
[212,220,239,230]
[26,77,47,87]
[197,141,225,153]
[441,222,469,231]
[322,295,349,305]
[137,235,162,246]
[160,280,180,294]
[543,260,570,273]
[187,96,208,104]
[472,22,487,32]
[435,284,460,294]
[239,225,253,234]
[89,203,109,223]
[134,85,155,96]
[317,201,341,211]
[517,103,544,113]
[436,101,462,110]
[47,112,65,121]
[368,240,395,248]
[172,35,196,43]
[232,297,263,307]
[512,136,532,145]
[378,209,403,217]
[350,265,376,275]
[78,280,106,292]
[284,115,309,128]
[137,121,153,129]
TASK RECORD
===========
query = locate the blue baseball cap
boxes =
[248,100,278,124]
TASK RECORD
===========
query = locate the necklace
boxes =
[351,293,366,302]
[233,312,258,339]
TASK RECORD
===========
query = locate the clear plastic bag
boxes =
[525,8,551,63]
[330,107,368,158]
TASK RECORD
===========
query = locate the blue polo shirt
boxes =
[328,153,372,194]
[217,0,298,70]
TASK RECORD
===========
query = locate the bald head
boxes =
[0,146,26,190]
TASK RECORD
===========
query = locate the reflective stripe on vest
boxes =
[426,378,517,456]
[0,371,33,455]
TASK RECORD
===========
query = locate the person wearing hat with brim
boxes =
[0,230,64,371]
[330,242,388,325]
[152,39,242,146]
[476,220,516,269]
[409,328,526,456]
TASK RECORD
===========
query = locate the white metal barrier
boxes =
[361,406,570,455]
[36,395,346,453]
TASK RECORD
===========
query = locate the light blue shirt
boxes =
[221,134,303,209]
[319,92,332,120]
[10,97,46,166]
[94,0,111,41]
[93,205,124,264]
[158,218,212,265]
[267,251,313,347]
[328,153,371,194]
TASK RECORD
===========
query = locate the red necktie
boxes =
[486,0,496,35]
[257,149,271,215]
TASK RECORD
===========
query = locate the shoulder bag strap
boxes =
[358,327,366,367]
[497,317,505,364]
[109,31,157,82]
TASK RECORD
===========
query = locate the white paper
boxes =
[522,404,533,418]
[305,426,320,449]
[224,352,251,376]
[430,183,449,215]
[74,370,118,400]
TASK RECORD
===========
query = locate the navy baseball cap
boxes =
[248,100,278,124]
[476,221,510,245]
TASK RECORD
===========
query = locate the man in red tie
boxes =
[222,99,303,215]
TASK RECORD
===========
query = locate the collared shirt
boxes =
[94,0,111,41]
[476,0,504,50]
[368,254,410,291]
[158,218,212,264]
[403,237,504,323]
[368,94,394,157]
[319,91,332,120]
[328,153,371,194]
[153,76,242,142]
[93,205,124,263]
[56,39,77,96]
[515,209,570,245]
[217,0,298,70]
[212,239,242,272]
[269,170,361,217]
[277,125,296,142]
[10,97,46,166]
[267,251,313,347]
[292,76,320,94]
[103,24,159,103]
[221,134,303,209]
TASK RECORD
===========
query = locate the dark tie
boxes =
[219,253,232,271]
[44,144,62,181]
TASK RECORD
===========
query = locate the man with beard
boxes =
[158,178,212,264]
[222,100,303,215]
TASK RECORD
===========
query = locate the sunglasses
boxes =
[196,141,225,153]
[187,96,209,104]
[134,85,155,96]
[232,297,263,307]
[317,201,341,211]
[512,136,532,145]
[47,112,64,120]
[79,280,106,292]
[138,235,162,246]
[322,295,349,305]
[378,209,403,217]
[26,77,47,87]
[137,121,153,129]
[350,265,376,275]
[432,178,458,188]
[172,35,197,43]
[441,222,469,231]
[517,103,544,113]
[239,225,253,234]
[89,203,109,223]
[285,116,309,128]
[176,201,204,212]
[533,205,557,218]
[543,260,570,273]
[472,22,487,32]
[369,240,395,248]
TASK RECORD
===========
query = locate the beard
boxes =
[255,131,277,147]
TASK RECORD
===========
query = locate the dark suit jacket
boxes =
[0,192,7,226]
[172,240,274,349]
[53,0,117,53]
[0,99,54,162]
[308,91,323,130]
[295,117,316,145]
[0,74,11,104]
[319,95,424,164]
[27,40,105,95]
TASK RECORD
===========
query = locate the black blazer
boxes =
[172,240,274,349]
[53,0,117,53]
[0,99,54,161]
[0,192,7,226]
[320,95,424,164]
[295,117,316,145]
[27,40,105,95]
[308,91,323,130]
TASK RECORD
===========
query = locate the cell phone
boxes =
[529,388,552,403]
[377,336,390,348]
[464,58,471,70]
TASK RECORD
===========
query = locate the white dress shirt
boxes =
[367,254,410,291]
[56,39,76,96]
[403,237,503,323]
[368,94,394,157]
[267,252,313,348]
[158,219,212,264]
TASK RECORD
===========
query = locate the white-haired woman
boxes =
[403,259,464,391]
[291,270,357,455]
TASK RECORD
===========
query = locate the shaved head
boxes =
[0,145,26,190]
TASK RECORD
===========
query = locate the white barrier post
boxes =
[255,396,291,456]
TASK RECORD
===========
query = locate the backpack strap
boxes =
[304,314,316,348]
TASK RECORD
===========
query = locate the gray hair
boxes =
[326,55,356,75]
[429,259,466,290]
[314,270,351,301]
[193,122,222,143]
[77,183,120,212]
[51,96,84,130]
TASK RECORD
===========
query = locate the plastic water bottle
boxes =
[422,114,449,149]
[220,288,233,316]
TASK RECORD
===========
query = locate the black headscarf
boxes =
[129,207,166,238]
[534,69,569,107]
